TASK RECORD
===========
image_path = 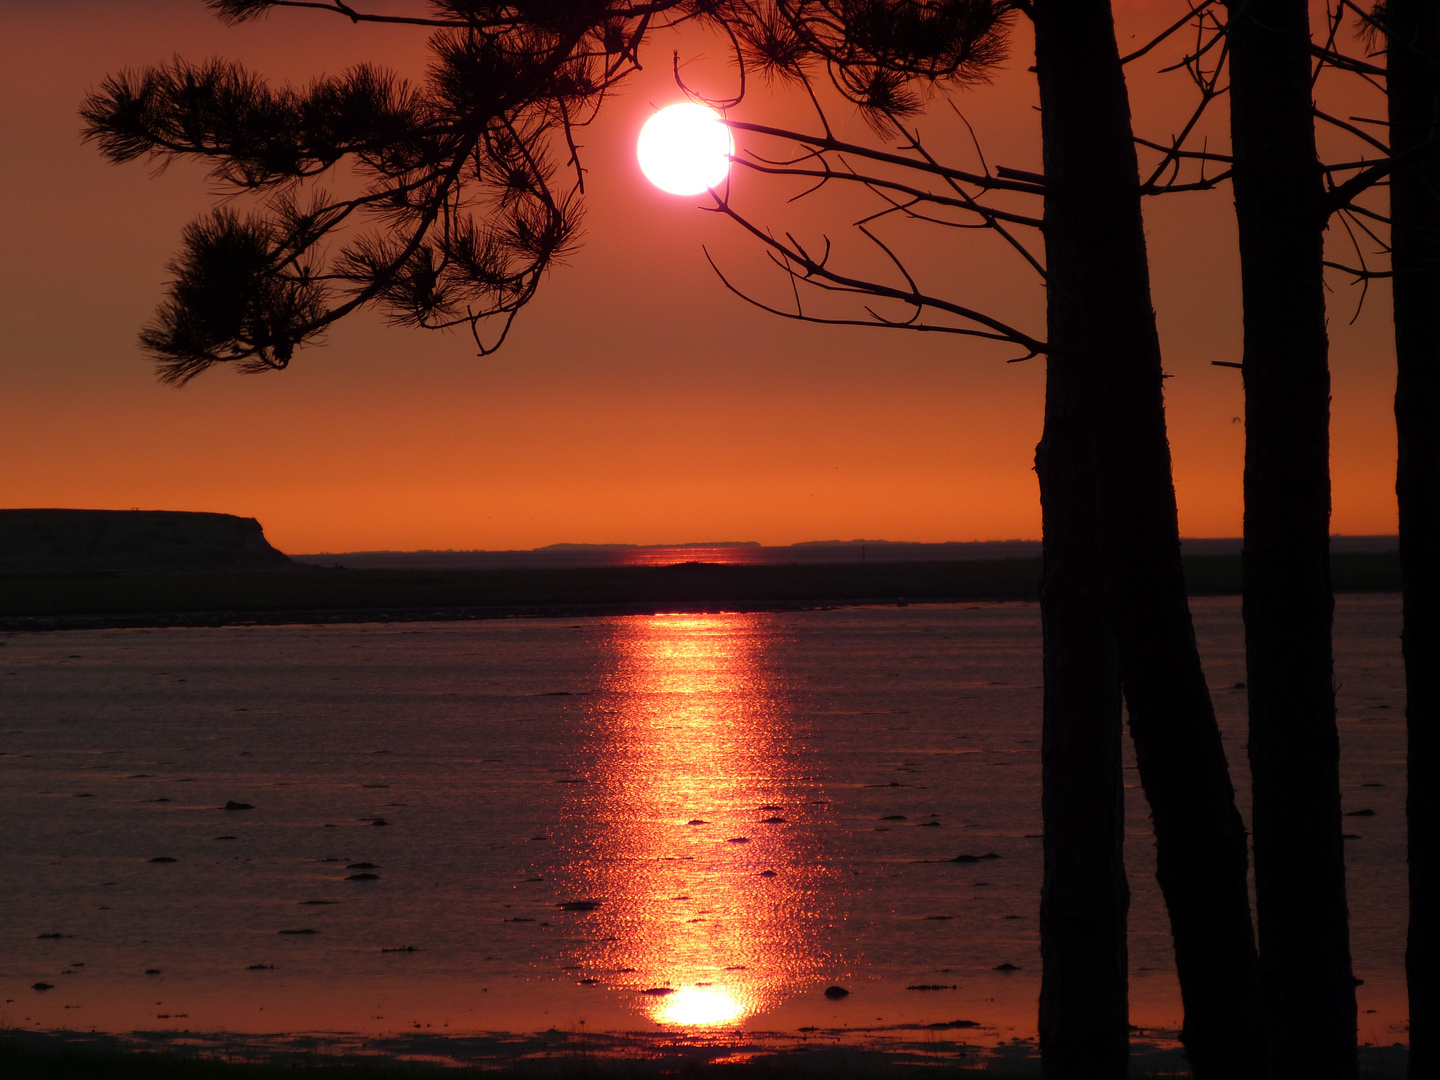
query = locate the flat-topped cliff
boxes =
[0,509,291,574]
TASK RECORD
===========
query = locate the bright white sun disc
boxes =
[637,103,733,196]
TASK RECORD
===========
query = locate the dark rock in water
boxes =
[380,946,419,953]
[917,821,941,827]
[726,837,751,844]
[580,978,598,985]
[760,817,787,824]
[686,819,708,826]
[0,509,292,574]
[346,862,378,870]
[369,819,389,827]
[906,984,958,991]
[346,873,380,881]
[32,983,53,991]
[214,836,237,841]
[278,928,319,935]
[559,901,601,912]
[299,900,339,905]
[824,986,850,1000]
[951,853,1001,863]
[993,963,1020,972]
[145,969,161,975]
[927,1020,980,1030]
[641,987,675,996]
[881,815,907,821]
[759,870,778,878]
[247,964,274,970]
[36,933,70,940]
[148,857,177,863]
[224,801,254,811]
[1344,808,1376,817]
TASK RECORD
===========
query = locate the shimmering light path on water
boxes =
[0,598,1408,1054]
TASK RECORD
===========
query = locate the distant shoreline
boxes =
[0,552,1400,633]
[289,535,1399,571]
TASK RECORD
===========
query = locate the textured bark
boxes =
[1225,1,1358,1075]
[1386,2,1440,1074]
[1032,3,1264,1075]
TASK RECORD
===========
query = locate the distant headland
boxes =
[0,509,291,574]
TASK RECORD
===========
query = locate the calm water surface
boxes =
[0,597,1408,1054]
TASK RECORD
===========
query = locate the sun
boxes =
[637,103,733,196]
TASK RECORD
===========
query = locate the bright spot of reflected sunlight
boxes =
[652,984,749,1027]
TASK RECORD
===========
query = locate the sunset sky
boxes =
[0,0,1401,553]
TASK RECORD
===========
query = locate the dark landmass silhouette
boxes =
[290,535,1396,571]
[0,551,1399,631]
[0,512,1398,629]
[0,509,291,574]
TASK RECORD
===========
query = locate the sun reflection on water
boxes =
[652,985,749,1027]
[554,612,837,1029]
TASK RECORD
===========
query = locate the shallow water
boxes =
[0,596,1408,1055]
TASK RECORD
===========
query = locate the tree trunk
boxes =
[1032,3,1132,1074]
[1386,2,1440,1074]
[1032,220,1131,1079]
[1032,3,1265,1075]
[1225,1,1358,1075]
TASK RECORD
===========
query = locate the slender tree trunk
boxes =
[1032,3,1265,1075]
[1032,3,1132,1074]
[1387,2,1440,1073]
[1225,1,1358,1074]
[1032,234,1130,1079]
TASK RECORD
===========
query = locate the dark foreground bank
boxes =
[0,1040,1015,1080]
[0,1035,1411,1079]
[0,553,1401,631]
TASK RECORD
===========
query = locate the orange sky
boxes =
[0,1,1400,553]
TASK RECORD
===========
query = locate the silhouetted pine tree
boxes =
[1376,1,1440,1073]
[1224,0,1359,1074]
[1031,1,1264,1072]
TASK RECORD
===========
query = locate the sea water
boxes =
[0,596,1408,1059]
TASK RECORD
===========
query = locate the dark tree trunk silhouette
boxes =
[1032,3,1264,1075]
[1032,8,1130,1074]
[1387,2,1440,1074]
[1225,1,1358,1074]
[1032,238,1130,1078]
[1032,3,1133,1073]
